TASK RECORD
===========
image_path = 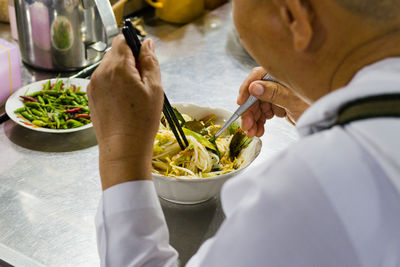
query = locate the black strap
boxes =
[336,94,400,126]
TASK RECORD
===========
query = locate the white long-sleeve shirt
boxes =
[95,58,400,267]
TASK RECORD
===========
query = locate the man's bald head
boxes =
[336,0,400,20]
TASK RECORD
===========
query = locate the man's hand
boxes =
[87,35,163,190]
[237,67,310,138]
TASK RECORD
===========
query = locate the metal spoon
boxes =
[213,73,277,139]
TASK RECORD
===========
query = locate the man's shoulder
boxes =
[253,124,382,203]
[286,125,367,173]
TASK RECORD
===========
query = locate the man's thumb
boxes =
[249,81,288,108]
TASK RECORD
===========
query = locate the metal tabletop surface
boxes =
[0,3,298,266]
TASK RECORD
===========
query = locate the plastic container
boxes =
[0,38,22,104]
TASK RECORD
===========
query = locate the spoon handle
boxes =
[214,73,277,139]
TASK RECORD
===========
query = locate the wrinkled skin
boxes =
[87,36,163,189]
[237,67,309,137]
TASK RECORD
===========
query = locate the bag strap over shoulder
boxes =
[336,94,400,126]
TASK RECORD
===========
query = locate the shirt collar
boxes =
[296,57,400,137]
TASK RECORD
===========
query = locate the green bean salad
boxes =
[14,80,91,129]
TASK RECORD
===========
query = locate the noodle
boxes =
[152,111,251,178]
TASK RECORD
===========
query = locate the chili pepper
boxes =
[53,115,61,129]
[14,107,26,114]
[66,119,84,128]
[25,107,33,115]
[32,120,47,127]
[25,102,41,108]
[20,95,38,102]
[65,107,83,113]
[43,80,51,90]
[42,90,61,96]
[28,91,43,97]
[21,111,34,121]
[72,95,81,104]
[37,95,45,105]
[31,109,43,117]
[73,114,90,119]
[53,80,63,91]
[39,117,50,123]
[79,96,87,104]
[77,118,91,125]
[71,93,79,101]
[37,104,47,115]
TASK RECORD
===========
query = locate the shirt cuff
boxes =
[101,180,161,216]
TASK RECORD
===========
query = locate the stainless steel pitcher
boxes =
[14,0,119,71]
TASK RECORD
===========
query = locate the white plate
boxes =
[5,78,92,133]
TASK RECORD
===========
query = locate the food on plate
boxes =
[14,80,90,129]
[152,108,252,178]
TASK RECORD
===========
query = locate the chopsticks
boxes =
[162,96,189,150]
[122,19,189,150]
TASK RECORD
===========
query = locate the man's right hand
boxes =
[87,35,163,190]
[237,67,310,138]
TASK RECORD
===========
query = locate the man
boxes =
[88,0,400,266]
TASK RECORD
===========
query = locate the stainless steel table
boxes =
[0,3,298,266]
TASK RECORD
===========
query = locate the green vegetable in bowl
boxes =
[14,80,91,130]
[182,127,218,151]
[229,129,252,160]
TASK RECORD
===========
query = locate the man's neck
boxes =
[329,27,400,92]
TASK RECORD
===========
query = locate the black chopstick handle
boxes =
[124,19,142,52]
[122,26,140,61]
[163,94,189,147]
[163,105,186,150]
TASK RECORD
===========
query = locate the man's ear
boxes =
[280,0,314,51]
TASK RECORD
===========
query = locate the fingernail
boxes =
[251,83,264,96]
[148,39,155,52]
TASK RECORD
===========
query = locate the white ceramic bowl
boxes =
[152,103,262,204]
